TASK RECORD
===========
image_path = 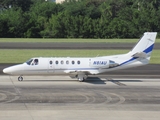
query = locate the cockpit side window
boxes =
[26,59,33,65]
[34,59,39,65]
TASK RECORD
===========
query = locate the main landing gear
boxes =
[18,76,23,81]
[76,74,87,82]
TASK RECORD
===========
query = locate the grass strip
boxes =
[0,49,159,64]
[1,38,160,43]
[0,38,142,43]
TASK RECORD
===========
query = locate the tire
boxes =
[18,76,23,81]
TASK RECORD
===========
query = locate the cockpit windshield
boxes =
[26,59,39,65]
[26,59,33,65]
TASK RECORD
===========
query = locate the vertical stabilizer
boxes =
[129,32,157,56]
[120,32,157,67]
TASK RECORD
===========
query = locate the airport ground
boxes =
[0,64,160,120]
[0,75,160,120]
[0,42,160,120]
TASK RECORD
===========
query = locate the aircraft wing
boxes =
[64,70,99,75]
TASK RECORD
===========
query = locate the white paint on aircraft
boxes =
[3,32,157,82]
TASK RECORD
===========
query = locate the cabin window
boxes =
[50,61,53,64]
[66,60,69,64]
[61,60,64,64]
[55,61,58,64]
[34,59,39,65]
[72,61,75,64]
[77,60,80,64]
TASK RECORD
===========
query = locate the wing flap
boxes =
[64,70,99,75]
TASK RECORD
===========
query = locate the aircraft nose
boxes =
[3,67,12,74]
[3,68,6,73]
[3,64,24,75]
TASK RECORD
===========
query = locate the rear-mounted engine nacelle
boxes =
[109,60,119,68]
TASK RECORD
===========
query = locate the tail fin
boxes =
[129,32,157,58]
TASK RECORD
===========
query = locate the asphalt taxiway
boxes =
[0,75,160,120]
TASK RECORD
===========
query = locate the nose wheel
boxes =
[18,76,23,81]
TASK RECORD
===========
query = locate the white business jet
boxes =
[3,32,157,82]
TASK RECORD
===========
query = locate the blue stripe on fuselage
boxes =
[120,44,154,66]
[119,57,136,66]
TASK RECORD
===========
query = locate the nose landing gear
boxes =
[18,76,23,81]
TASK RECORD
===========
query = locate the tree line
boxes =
[0,0,160,38]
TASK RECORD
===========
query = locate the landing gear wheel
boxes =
[78,78,84,82]
[18,76,23,81]
[77,74,87,82]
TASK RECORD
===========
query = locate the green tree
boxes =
[1,0,160,38]
[0,0,33,11]
[0,16,9,37]
[0,8,26,37]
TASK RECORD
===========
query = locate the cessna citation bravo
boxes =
[3,32,157,82]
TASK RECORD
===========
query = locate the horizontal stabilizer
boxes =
[132,52,147,58]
